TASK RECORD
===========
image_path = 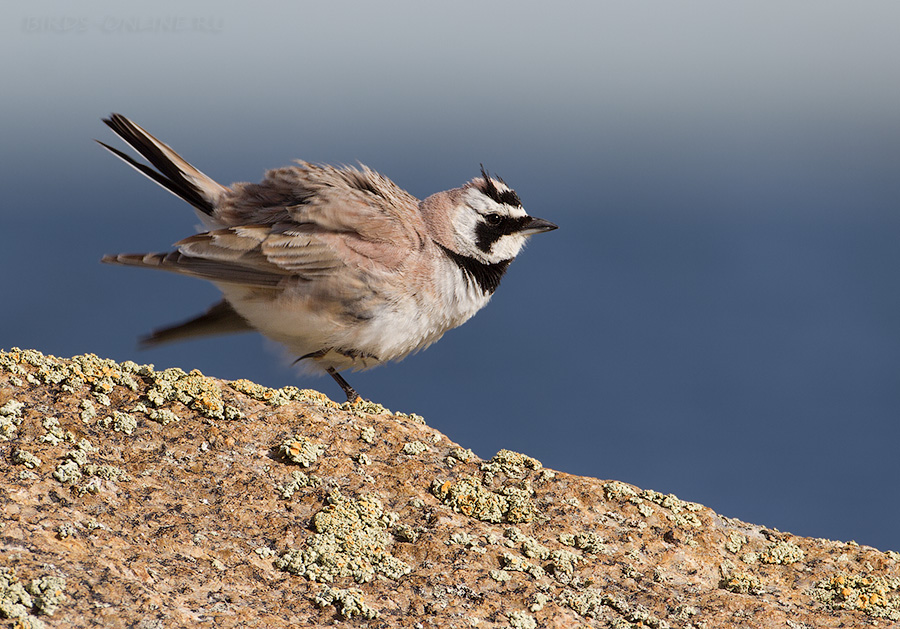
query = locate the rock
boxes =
[1,348,898,628]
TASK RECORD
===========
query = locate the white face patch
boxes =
[449,186,531,263]
[485,232,529,262]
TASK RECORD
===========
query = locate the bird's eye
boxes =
[485,213,502,226]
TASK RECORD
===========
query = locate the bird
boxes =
[98,113,557,402]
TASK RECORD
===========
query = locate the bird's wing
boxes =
[104,164,428,287]
[289,169,427,270]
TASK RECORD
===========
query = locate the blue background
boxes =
[3,2,899,551]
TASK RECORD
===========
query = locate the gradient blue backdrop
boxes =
[3,1,899,551]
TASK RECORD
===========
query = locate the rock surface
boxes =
[1,348,898,628]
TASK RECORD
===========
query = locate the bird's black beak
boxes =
[520,217,558,235]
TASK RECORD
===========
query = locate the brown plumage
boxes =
[100,114,556,401]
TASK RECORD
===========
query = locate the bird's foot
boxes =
[326,367,362,404]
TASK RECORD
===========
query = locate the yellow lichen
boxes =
[279,435,326,467]
[812,573,900,620]
[431,475,536,524]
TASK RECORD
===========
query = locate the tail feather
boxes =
[99,113,226,215]
[140,299,253,347]
[101,252,284,287]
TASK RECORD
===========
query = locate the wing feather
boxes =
[101,251,285,286]
[104,162,429,287]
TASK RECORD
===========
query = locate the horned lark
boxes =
[99,114,557,401]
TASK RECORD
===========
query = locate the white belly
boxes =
[217,268,491,372]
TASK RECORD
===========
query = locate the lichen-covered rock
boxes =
[274,489,411,583]
[0,567,65,628]
[1,348,899,628]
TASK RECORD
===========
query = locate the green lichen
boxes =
[1,348,150,396]
[25,576,66,616]
[0,347,253,425]
[314,586,379,620]
[481,449,542,480]
[811,573,900,620]
[279,435,326,467]
[559,531,608,555]
[229,378,330,408]
[603,480,638,501]
[358,426,376,444]
[760,540,804,565]
[560,588,668,627]
[392,411,425,424]
[431,475,536,524]
[0,567,65,625]
[79,399,96,423]
[446,447,475,466]
[0,568,32,621]
[229,378,292,406]
[432,476,504,522]
[275,490,411,583]
[500,552,545,579]
[93,392,111,407]
[0,349,335,433]
[100,410,137,435]
[392,523,419,543]
[725,531,746,554]
[638,489,703,528]
[12,449,41,469]
[537,468,556,482]
[52,460,82,484]
[341,400,392,415]
[401,440,429,455]
[67,439,96,465]
[602,482,702,528]
[720,571,765,595]
[277,470,322,499]
[517,536,550,560]
[82,463,129,482]
[546,548,581,578]
[146,368,231,419]
[503,526,581,582]
[41,416,75,446]
[500,484,537,524]
[508,610,537,629]
[254,546,277,559]
[450,532,486,555]
[146,407,180,425]
[560,588,606,619]
[529,592,550,612]
[0,399,25,440]
[448,532,477,546]
[51,439,128,489]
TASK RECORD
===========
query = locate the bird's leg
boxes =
[294,350,362,403]
[327,367,362,404]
